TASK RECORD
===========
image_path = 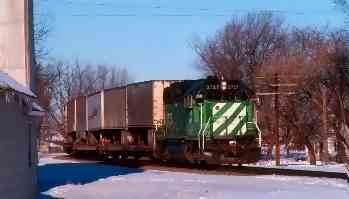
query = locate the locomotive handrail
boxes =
[255,123,262,147]
[253,109,262,147]
[201,116,212,152]
[247,121,262,147]
[198,103,204,153]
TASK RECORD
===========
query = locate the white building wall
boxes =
[0,94,38,199]
[0,0,34,90]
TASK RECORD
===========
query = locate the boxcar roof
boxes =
[86,80,180,97]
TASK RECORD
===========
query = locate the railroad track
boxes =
[56,154,349,182]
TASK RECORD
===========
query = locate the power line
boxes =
[34,10,343,18]
[35,0,342,17]
[43,0,336,13]
[46,13,232,17]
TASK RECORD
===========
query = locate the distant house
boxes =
[0,0,43,198]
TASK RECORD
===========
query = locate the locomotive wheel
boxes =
[160,146,170,163]
[63,146,73,155]
[198,160,208,166]
[183,142,194,163]
[116,154,126,160]
[194,159,208,166]
[133,155,141,160]
[98,153,109,161]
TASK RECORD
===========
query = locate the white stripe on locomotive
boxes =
[212,102,247,136]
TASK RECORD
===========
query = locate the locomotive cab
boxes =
[160,77,261,164]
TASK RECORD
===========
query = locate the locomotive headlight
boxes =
[221,81,227,91]
[229,140,237,145]
[195,94,203,99]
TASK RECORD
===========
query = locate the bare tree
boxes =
[36,60,133,148]
[192,12,287,87]
[323,31,349,161]
[33,17,51,61]
[276,28,349,164]
[193,11,349,164]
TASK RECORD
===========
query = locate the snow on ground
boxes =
[39,155,349,199]
[39,153,80,166]
[251,148,349,173]
[38,153,97,166]
[252,159,348,173]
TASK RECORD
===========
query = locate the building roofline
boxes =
[0,70,36,97]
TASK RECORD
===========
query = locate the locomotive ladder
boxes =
[198,116,212,154]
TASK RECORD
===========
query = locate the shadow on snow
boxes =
[38,162,143,199]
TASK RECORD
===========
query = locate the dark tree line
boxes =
[193,12,349,164]
[36,60,133,145]
[32,2,134,148]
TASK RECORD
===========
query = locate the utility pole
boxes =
[321,85,329,163]
[274,73,281,166]
[256,74,297,166]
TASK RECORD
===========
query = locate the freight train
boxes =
[64,77,261,164]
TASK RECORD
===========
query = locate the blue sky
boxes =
[35,0,346,81]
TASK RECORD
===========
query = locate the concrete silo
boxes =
[0,0,34,90]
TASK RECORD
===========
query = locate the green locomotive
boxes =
[157,78,261,164]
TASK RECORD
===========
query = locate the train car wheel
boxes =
[133,155,141,161]
[198,160,207,166]
[160,147,170,163]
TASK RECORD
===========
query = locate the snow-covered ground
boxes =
[252,148,348,173]
[253,159,348,173]
[38,153,97,166]
[39,155,349,199]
